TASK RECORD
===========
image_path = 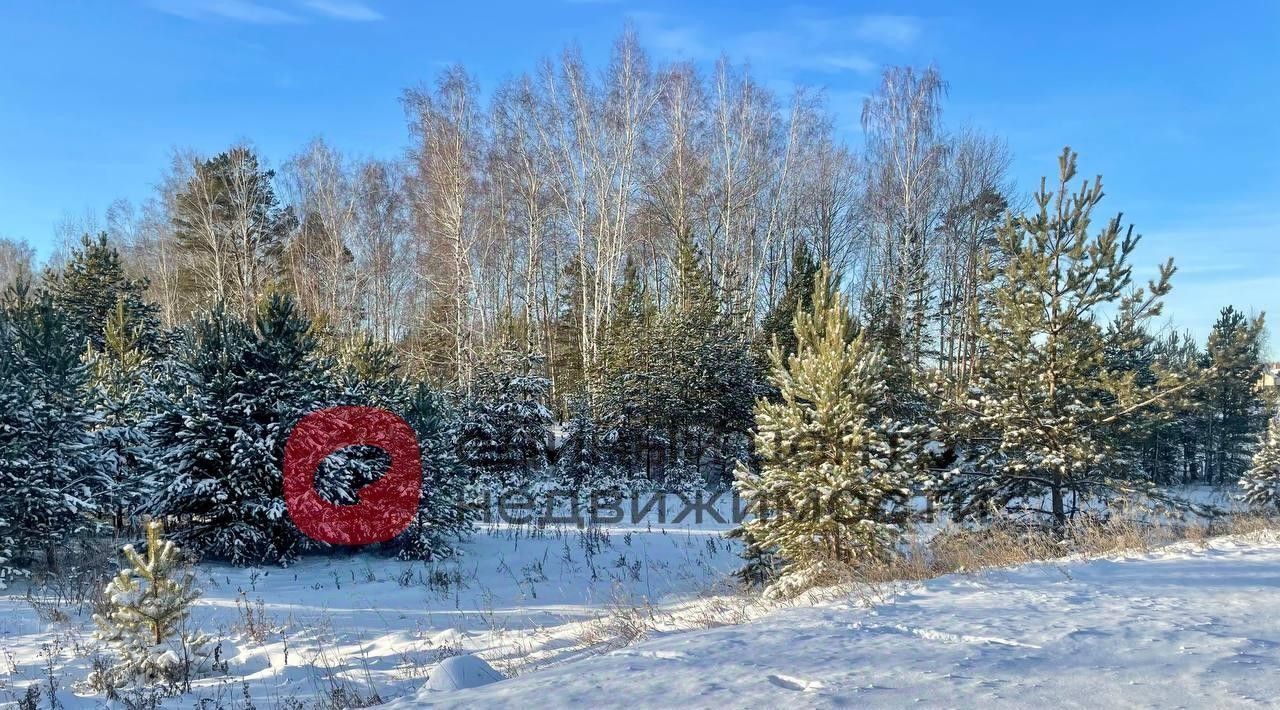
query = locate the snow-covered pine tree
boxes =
[1240,418,1280,507]
[93,521,209,688]
[0,282,109,587]
[940,148,1193,528]
[46,232,161,354]
[88,299,157,536]
[458,351,553,489]
[397,384,475,559]
[733,266,924,598]
[148,295,335,565]
[1200,306,1271,484]
[558,395,628,497]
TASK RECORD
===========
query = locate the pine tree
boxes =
[93,521,209,687]
[1200,307,1270,484]
[173,147,297,318]
[88,300,158,536]
[46,233,160,354]
[0,282,109,586]
[396,384,475,560]
[940,148,1192,528]
[734,266,924,598]
[458,351,553,488]
[148,295,334,565]
[759,245,820,361]
[1143,330,1206,484]
[1240,418,1280,507]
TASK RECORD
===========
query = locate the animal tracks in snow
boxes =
[609,649,690,661]
[767,673,826,692]
[849,621,1042,649]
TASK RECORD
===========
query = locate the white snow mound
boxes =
[427,654,505,692]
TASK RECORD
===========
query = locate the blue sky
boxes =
[0,0,1277,342]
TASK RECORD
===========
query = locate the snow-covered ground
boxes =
[0,499,749,707]
[406,530,1280,708]
[1,489,1274,708]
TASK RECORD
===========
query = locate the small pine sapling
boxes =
[93,521,210,688]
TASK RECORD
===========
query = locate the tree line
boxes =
[0,30,1273,588]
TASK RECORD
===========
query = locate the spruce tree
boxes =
[596,260,659,477]
[558,395,626,495]
[860,283,926,422]
[547,261,588,400]
[0,282,109,586]
[320,335,409,504]
[148,295,334,565]
[649,233,760,486]
[397,384,475,560]
[758,245,820,361]
[940,148,1191,527]
[334,334,404,408]
[734,266,924,598]
[1240,418,1280,507]
[331,336,475,560]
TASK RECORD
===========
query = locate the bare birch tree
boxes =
[405,66,486,385]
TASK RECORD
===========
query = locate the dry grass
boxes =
[828,510,1280,601]
[574,593,661,650]
[567,509,1280,652]
[736,507,1280,606]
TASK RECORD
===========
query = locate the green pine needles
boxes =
[93,521,210,688]
[938,147,1193,527]
[734,266,926,598]
[1241,418,1280,508]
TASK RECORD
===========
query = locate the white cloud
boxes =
[149,0,302,24]
[816,54,877,74]
[852,15,922,49]
[297,0,383,21]
[149,0,385,23]
[628,10,922,76]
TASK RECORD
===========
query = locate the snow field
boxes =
[2,490,1274,708]
[405,529,1280,708]
[0,499,749,707]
